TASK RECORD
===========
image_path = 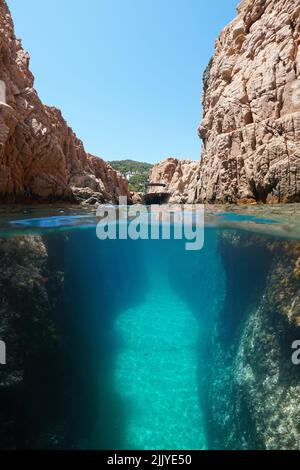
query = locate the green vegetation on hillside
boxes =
[109,159,154,192]
[109,159,153,175]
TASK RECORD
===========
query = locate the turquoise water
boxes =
[59,228,223,450]
[114,268,205,449]
[0,205,299,449]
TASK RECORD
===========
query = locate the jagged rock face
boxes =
[198,0,300,203]
[130,191,145,204]
[0,235,66,448]
[149,158,200,203]
[71,155,130,205]
[205,232,300,449]
[0,0,130,203]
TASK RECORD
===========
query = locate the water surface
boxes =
[0,204,299,449]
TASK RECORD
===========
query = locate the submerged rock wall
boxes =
[0,230,149,449]
[204,233,300,449]
[0,232,106,449]
[197,0,300,203]
[0,0,130,204]
[0,235,67,448]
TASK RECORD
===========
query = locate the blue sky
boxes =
[7,0,238,163]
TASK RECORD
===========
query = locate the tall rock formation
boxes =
[198,0,300,203]
[0,0,130,204]
[149,158,200,203]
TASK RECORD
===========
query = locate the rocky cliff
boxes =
[149,158,200,203]
[198,0,300,203]
[0,0,130,204]
[150,0,300,204]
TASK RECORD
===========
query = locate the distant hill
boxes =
[109,159,153,175]
[109,160,154,192]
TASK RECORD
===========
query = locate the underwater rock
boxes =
[0,235,66,448]
[204,232,300,449]
[0,0,130,204]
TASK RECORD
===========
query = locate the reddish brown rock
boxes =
[150,1,300,205]
[0,0,130,204]
[149,157,200,203]
[197,0,300,203]
[130,192,145,204]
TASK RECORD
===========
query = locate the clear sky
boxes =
[7,0,238,164]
